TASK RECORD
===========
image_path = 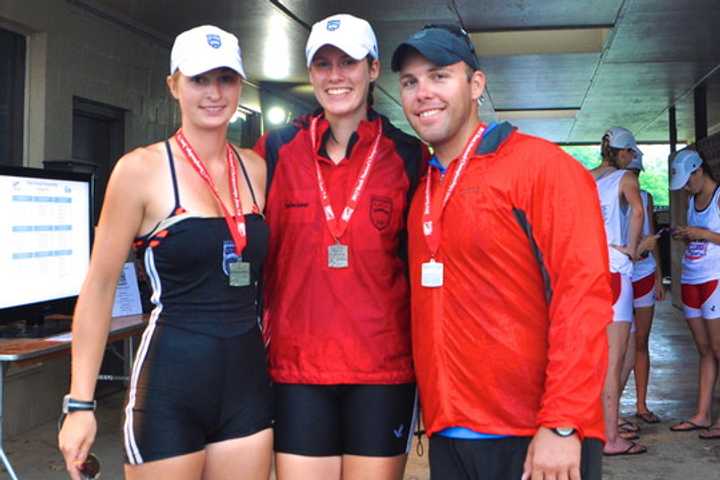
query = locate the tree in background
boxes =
[562,145,669,207]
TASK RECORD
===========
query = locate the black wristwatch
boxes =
[62,394,96,414]
[551,426,576,438]
[58,395,96,432]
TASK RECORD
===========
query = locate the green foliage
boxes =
[561,145,670,207]
[562,145,601,169]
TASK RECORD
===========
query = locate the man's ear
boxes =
[470,70,486,103]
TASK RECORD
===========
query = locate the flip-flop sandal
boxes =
[603,441,648,456]
[619,420,640,433]
[619,430,639,441]
[670,420,710,432]
[635,411,661,424]
[699,427,720,440]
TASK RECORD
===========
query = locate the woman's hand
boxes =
[636,234,660,259]
[58,411,97,480]
[673,226,708,241]
[611,244,638,261]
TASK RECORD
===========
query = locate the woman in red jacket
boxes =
[255,13,428,480]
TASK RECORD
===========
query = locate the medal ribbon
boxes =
[175,129,248,256]
[422,123,486,257]
[310,115,383,240]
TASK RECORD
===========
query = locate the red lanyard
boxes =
[175,129,248,256]
[310,115,383,240]
[422,123,486,257]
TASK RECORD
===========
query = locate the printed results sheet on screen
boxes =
[0,175,90,309]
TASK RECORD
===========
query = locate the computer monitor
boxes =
[0,165,93,337]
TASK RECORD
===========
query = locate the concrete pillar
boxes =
[669,106,677,154]
[669,105,685,307]
[694,83,707,141]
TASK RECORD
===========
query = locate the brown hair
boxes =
[699,158,720,183]
[465,64,475,81]
[366,55,376,107]
[601,136,623,167]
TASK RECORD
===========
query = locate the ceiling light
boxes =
[495,109,579,120]
[470,28,610,56]
[267,106,286,125]
[263,16,291,79]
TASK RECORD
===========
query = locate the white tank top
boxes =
[682,186,720,284]
[627,191,657,281]
[596,169,633,275]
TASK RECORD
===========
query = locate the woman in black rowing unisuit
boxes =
[58,25,272,480]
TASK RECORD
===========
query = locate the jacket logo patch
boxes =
[370,195,393,230]
[285,201,309,208]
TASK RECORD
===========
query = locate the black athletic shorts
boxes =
[123,323,274,464]
[274,383,417,457]
[429,434,603,480]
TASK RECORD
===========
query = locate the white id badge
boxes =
[421,260,444,288]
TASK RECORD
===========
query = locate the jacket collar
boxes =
[313,109,381,160]
[475,121,515,155]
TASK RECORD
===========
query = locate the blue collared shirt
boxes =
[428,122,499,175]
[437,427,509,440]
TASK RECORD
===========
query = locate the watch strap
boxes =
[63,394,96,413]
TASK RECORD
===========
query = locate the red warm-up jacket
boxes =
[256,110,429,384]
[408,122,611,441]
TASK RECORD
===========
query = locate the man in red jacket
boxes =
[392,25,611,479]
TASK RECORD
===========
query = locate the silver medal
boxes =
[328,243,349,268]
[229,261,251,287]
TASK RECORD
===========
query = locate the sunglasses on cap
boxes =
[423,24,477,52]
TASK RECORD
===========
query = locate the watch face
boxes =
[555,427,575,437]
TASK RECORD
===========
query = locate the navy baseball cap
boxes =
[391,24,481,72]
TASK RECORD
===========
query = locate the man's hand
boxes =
[521,426,581,480]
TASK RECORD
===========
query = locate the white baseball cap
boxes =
[170,25,246,78]
[626,149,644,171]
[604,127,641,158]
[305,14,379,67]
[670,149,703,190]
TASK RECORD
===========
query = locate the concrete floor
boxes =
[3,297,720,479]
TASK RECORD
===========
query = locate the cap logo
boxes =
[412,31,427,40]
[327,19,341,31]
[206,34,222,49]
